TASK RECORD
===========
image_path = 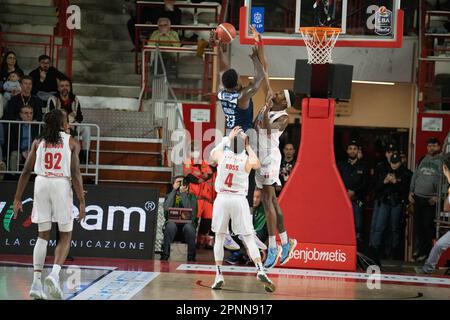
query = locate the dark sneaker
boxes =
[225,252,243,265]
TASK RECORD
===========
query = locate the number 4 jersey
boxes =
[35,131,72,178]
[215,148,249,196]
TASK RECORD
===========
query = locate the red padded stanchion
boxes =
[279,98,356,271]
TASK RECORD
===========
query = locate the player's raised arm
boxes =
[70,137,86,222]
[244,132,261,172]
[13,140,38,218]
[250,26,271,97]
[210,126,241,163]
[238,47,265,109]
[217,41,230,74]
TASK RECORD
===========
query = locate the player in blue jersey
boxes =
[216,42,265,132]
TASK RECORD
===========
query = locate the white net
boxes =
[300,27,341,64]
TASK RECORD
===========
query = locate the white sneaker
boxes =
[44,274,63,300]
[29,281,47,300]
[211,274,225,290]
[256,271,275,293]
[238,234,267,250]
[224,234,240,251]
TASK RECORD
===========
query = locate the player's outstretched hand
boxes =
[250,25,261,43]
[229,126,241,140]
[77,203,86,223]
[13,199,23,219]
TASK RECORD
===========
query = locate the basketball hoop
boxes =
[299,27,341,64]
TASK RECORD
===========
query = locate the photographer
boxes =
[370,152,411,260]
[162,175,198,262]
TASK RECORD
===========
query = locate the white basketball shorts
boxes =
[32,176,74,229]
[212,193,254,236]
[255,151,282,189]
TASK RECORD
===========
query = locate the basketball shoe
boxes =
[44,274,63,300]
[224,234,240,251]
[211,274,225,290]
[280,238,298,266]
[264,245,281,269]
[238,233,267,250]
[256,271,275,293]
[29,281,47,300]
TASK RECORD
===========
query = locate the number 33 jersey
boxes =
[215,148,249,196]
[35,131,72,178]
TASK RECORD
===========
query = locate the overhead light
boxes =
[248,76,395,85]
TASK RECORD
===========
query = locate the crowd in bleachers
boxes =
[0,51,90,180]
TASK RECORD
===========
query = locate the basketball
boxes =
[215,23,236,43]
[379,6,387,13]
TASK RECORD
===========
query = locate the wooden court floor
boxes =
[0,251,449,300]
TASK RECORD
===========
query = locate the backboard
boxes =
[240,0,403,48]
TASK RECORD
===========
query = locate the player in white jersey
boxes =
[209,126,275,292]
[13,109,86,300]
[252,26,298,268]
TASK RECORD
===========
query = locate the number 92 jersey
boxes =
[34,132,72,178]
[215,148,249,196]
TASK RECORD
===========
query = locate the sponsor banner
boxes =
[0,182,159,259]
[282,242,356,271]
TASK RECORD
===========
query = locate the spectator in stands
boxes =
[148,17,181,47]
[29,55,68,103]
[415,152,450,274]
[5,75,43,121]
[0,51,24,92]
[2,71,21,104]
[338,140,368,240]
[8,105,39,172]
[127,0,182,50]
[162,175,198,262]
[279,143,296,188]
[184,141,216,250]
[226,189,268,265]
[370,152,411,260]
[46,79,91,164]
[409,137,443,262]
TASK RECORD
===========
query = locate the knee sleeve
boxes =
[242,234,261,261]
[214,233,225,262]
[38,222,52,232]
[58,221,73,233]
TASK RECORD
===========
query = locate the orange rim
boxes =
[300,27,341,38]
